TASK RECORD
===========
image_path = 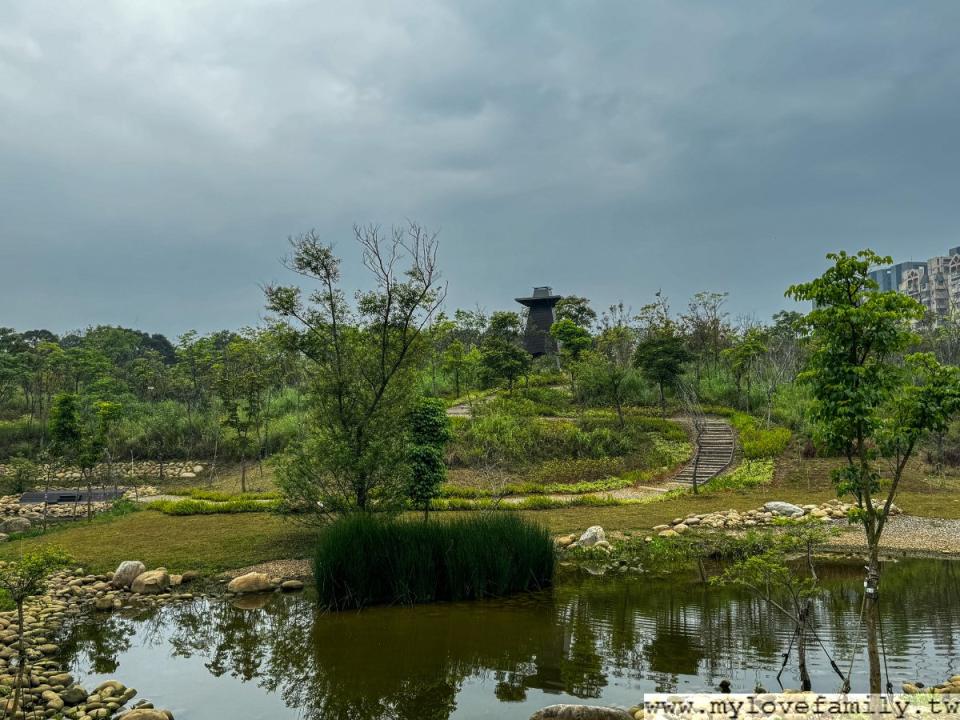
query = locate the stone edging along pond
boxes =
[1,561,305,720]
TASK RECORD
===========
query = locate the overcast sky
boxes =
[2,1,959,337]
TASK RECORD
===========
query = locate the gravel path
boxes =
[827,515,960,555]
[223,558,312,579]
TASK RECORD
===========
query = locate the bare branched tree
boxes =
[266,222,446,515]
[678,380,706,494]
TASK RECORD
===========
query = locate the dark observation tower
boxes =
[515,286,562,356]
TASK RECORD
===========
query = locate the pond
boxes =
[58,558,960,720]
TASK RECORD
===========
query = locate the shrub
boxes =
[0,417,43,460]
[3,456,39,495]
[148,498,280,515]
[706,459,775,490]
[730,413,791,459]
[530,457,624,484]
[171,488,280,501]
[313,513,554,609]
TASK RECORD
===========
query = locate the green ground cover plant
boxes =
[704,459,775,490]
[730,412,792,459]
[148,497,281,515]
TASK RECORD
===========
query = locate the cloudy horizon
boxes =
[2,1,959,338]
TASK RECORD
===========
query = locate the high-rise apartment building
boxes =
[870,247,960,321]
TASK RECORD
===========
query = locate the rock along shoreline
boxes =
[0,560,306,719]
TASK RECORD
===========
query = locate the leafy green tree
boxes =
[550,318,593,392]
[46,393,103,521]
[577,305,640,428]
[265,223,445,515]
[5,456,38,495]
[787,249,960,693]
[722,327,767,411]
[405,397,451,519]
[486,311,523,339]
[215,332,274,492]
[48,392,82,464]
[555,296,597,329]
[94,400,124,495]
[442,340,468,398]
[634,332,691,417]
[550,319,592,358]
[479,338,530,392]
[0,547,70,715]
[479,311,530,392]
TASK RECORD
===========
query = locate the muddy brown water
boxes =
[57,558,960,719]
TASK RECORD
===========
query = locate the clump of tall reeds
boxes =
[314,513,554,610]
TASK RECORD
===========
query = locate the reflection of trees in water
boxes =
[54,559,960,719]
[817,559,960,686]
[58,609,141,675]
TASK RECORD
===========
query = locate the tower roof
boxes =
[515,286,562,306]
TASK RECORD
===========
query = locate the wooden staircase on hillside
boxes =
[671,418,735,487]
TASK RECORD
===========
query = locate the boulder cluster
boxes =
[651,500,901,537]
[556,525,611,551]
[225,571,304,595]
[530,705,636,719]
[903,674,960,695]
[0,561,181,719]
[0,558,309,719]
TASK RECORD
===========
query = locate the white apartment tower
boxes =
[875,247,960,322]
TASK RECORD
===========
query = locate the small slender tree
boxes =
[713,524,831,691]
[634,331,692,417]
[0,547,70,716]
[405,397,452,520]
[266,222,445,515]
[550,318,592,392]
[787,249,960,693]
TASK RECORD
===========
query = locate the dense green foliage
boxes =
[788,251,960,567]
[313,513,554,609]
[148,498,281,515]
[0,325,301,463]
[405,397,452,517]
[729,413,792,459]
[705,459,774,490]
[267,225,445,514]
[788,249,960,693]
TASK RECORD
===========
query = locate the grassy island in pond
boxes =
[314,514,554,609]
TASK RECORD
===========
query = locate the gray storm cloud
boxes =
[1,0,959,335]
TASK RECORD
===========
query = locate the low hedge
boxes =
[148,498,281,515]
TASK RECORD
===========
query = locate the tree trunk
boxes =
[798,607,812,691]
[865,545,883,694]
[12,601,26,715]
[42,463,51,534]
[240,455,247,494]
[658,381,666,418]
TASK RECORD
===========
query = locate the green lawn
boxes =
[0,510,316,575]
[4,449,959,576]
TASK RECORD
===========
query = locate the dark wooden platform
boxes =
[19,489,125,505]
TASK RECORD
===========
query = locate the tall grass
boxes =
[313,513,554,609]
[729,413,792,459]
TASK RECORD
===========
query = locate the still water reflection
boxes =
[58,558,960,720]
